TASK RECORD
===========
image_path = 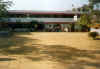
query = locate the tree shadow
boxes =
[0,58,16,61]
[31,44,100,69]
[95,38,100,40]
[0,33,44,62]
[0,33,100,68]
[38,45,96,62]
[75,60,100,67]
[25,56,43,61]
[0,33,40,55]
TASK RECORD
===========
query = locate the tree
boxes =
[78,4,90,12]
[75,0,100,12]
[0,0,12,30]
[72,4,91,12]
[92,10,100,23]
[89,0,100,5]
[89,0,100,10]
[89,0,100,24]
[0,0,12,17]
[78,14,91,25]
[77,14,92,31]
[75,0,100,32]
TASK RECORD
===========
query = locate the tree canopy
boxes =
[0,0,12,17]
[89,0,100,5]
[78,14,92,26]
[89,0,100,10]
[77,0,100,25]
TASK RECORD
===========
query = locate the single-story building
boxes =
[0,10,84,32]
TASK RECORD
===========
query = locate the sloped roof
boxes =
[8,10,83,15]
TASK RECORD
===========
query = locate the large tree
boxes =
[77,14,92,31]
[78,0,100,26]
[89,0,100,5]
[0,0,12,17]
[89,0,100,10]
[89,0,100,23]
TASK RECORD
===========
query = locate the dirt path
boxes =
[0,32,100,69]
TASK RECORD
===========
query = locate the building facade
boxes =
[0,10,83,32]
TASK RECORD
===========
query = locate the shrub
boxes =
[0,28,14,37]
[88,32,99,39]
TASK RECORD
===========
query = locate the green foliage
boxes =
[30,20,39,31]
[72,8,76,11]
[89,0,100,5]
[78,5,91,12]
[31,20,39,27]
[0,0,12,17]
[89,0,100,10]
[92,10,100,23]
[78,14,92,27]
[88,32,99,39]
[77,0,100,31]
[77,14,92,32]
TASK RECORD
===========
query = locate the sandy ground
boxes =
[0,32,100,69]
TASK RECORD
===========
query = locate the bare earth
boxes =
[0,32,100,69]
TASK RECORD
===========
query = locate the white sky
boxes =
[7,0,89,11]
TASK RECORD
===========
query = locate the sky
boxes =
[7,0,89,11]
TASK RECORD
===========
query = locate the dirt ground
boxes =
[0,32,100,69]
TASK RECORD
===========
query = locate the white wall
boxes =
[90,28,100,35]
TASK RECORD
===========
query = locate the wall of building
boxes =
[44,24,72,32]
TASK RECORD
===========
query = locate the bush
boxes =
[0,28,14,37]
[88,32,99,39]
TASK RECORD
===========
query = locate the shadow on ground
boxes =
[37,45,98,60]
[0,33,40,55]
[95,38,100,40]
[0,58,16,61]
[0,33,100,69]
[26,44,100,69]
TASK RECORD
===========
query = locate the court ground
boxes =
[0,32,100,69]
